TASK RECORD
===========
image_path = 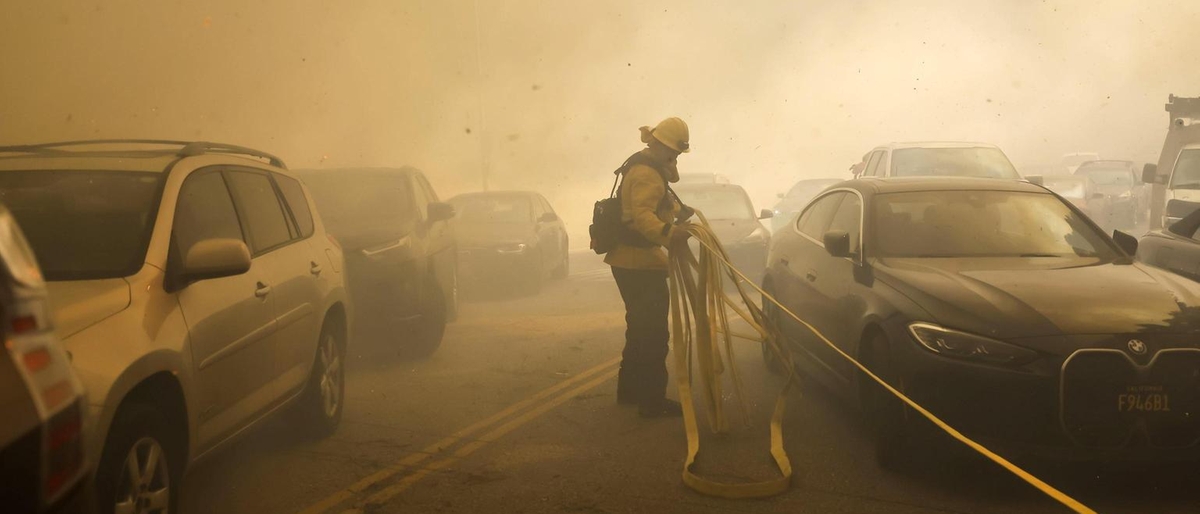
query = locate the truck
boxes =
[1144,95,1200,229]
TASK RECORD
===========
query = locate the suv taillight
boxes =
[42,402,84,501]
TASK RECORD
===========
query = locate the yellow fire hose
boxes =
[666,213,1096,513]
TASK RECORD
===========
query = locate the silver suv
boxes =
[0,140,349,513]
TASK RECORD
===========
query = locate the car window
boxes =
[303,172,416,239]
[450,194,534,223]
[410,174,430,221]
[226,170,293,254]
[827,193,862,254]
[864,151,883,177]
[873,190,1115,260]
[275,174,314,238]
[798,192,844,240]
[674,187,755,220]
[174,171,245,259]
[891,147,1020,179]
[1169,149,1200,189]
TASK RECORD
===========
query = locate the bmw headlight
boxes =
[496,243,528,254]
[907,322,1037,366]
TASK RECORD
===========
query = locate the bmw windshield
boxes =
[872,190,1118,260]
[0,171,163,280]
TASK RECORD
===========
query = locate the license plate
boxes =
[1117,386,1171,413]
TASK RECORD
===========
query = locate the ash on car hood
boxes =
[454,222,534,246]
[706,219,761,244]
[46,279,131,339]
[876,258,1200,339]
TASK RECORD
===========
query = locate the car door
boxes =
[265,171,327,394]
[808,191,868,384]
[414,174,455,301]
[173,168,278,446]
[775,192,845,379]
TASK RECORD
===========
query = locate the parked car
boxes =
[298,167,456,356]
[762,176,1200,467]
[850,142,1026,182]
[1144,95,1200,229]
[0,204,91,513]
[1074,160,1147,229]
[1042,175,1110,223]
[0,140,349,514]
[676,173,731,185]
[673,183,772,288]
[1137,206,1200,282]
[449,191,568,294]
[1061,152,1102,174]
[769,178,840,233]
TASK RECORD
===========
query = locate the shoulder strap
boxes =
[611,152,689,209]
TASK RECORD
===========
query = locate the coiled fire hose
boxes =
[666,212,1096,513]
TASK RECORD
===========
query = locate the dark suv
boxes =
[299,168,457,357]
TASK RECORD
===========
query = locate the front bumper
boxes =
[457,247,538,285]
[888,328,1200,461]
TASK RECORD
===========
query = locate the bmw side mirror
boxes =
[428,202,455,223]
[1026,175,1044,186]
[758,209,774,220]
[1142,163,1160,184]
[1112,230,1138,256]
[823,230,851,258]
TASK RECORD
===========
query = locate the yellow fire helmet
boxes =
[640,117,691,153]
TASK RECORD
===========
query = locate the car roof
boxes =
[845,177,1047,195]
[0,140,287,172]
[874,141,1002,151]
[449,190,539,200]
[295,166,419,177]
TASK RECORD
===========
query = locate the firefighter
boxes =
[606,117,693,418]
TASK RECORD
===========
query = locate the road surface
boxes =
[178,250,1197,514]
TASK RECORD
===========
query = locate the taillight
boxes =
[42,403,84,501]
[12,314,38,334]
[22,347,50,372]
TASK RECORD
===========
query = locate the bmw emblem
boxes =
[1127,339,1148,355]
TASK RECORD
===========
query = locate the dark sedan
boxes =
[449,191,569,295]
[763,177,1200,467]
[1075,160,1147,229]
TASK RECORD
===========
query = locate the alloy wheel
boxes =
[114,437,171,514]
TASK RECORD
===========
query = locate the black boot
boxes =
[639,398,683,418]
[616,370,638,406]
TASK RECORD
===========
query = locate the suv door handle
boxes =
[805,270,818,282]
[255,282,272,298]
[310,262,323,276]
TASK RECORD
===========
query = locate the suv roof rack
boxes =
[0,139,287,168]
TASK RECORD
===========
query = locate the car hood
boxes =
[1094,184,1132,197]
[46,278,131,339]
[875,257,1200,340]
[454,222,535,247]
[706,219,762,244]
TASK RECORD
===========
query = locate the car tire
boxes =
[860,333,912,470]
[445,266,459,323]
[761,290,786,376]
[410,273,447,357]
[297,321,345,437]
[95,402,182,514]
[551,241,569,280]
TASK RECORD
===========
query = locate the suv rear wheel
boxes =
[96,402,182,514]
[297,321,345,437]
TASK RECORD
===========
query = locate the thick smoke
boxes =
[2,0,1198,246]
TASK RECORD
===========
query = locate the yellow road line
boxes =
[342,368,621,513]
[297,356,620,514]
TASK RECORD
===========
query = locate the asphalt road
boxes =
[178,250,1198,514]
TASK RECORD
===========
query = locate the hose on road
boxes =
[666,213,1096,513]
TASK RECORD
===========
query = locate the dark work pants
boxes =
[611,266,670,406]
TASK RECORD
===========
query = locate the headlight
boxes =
[495,243,528,254]
[907,322,1037,366]
[742,227,769,245]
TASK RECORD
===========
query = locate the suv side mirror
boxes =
[823,230,851,258]
[1026,175,1044,186]
[428,202,455,223]
[181,239,251,283]
[1142,163,1160,184]
[538,212,559,223]
[758,209,775,220]
[1112,230,1138,256]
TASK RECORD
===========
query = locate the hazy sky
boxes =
[3,0,1198,243]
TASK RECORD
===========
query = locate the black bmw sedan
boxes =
[763,177,1200,466]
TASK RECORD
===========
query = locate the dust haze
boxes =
[2,0,1197,247]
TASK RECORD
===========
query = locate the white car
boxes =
[851,142,1025,181]
[0,140,350,514]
